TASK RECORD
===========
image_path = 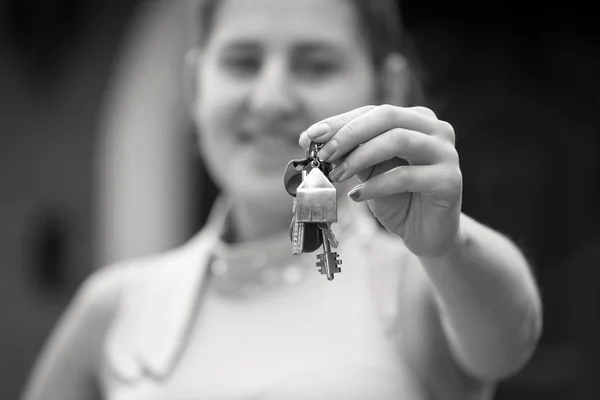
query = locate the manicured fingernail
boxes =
[348,184,363,201]
[306,122,329,139]
[329,163,347,181]
[298,131,310,149]
[318,140,337,161]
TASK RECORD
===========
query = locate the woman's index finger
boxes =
[299,105,377,149]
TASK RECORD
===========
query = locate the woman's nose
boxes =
[248,60,300,120]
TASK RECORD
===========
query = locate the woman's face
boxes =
[194,0,378,207]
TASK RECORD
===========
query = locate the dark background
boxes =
[0,0,598,399]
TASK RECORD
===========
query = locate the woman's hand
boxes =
[299,105,462,259]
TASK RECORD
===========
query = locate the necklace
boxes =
[208,229,316,299]
[206,195,375,299]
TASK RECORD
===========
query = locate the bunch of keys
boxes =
[284,141,342,281]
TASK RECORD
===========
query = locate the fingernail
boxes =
[318,140,337,161]
[298,131,310,149]
[329,163,347,181]
[348,184,363,201]
[307,122,329,139]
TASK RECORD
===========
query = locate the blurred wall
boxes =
[94,0,201,268]
[0,1,137,398]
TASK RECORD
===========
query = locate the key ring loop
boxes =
[308,141,323,167]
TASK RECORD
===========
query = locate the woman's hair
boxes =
[193,0,411,71]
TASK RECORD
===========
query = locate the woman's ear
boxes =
[379,53,411,107]
[182,47,202,119]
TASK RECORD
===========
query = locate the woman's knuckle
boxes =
[333,114,350,127]
[390,128,411,149]
[379,104,397,118]
[341,120,358,137]
[438,121,455,142]
[413,106,437,118]
[447,167,463,191]
[440,141,459,162]
[396,165,411,182]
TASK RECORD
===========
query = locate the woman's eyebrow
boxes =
[220,41,262,53]
[293,42,343,56]
[217,40,344,57]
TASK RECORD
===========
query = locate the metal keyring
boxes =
[308,142,323,166]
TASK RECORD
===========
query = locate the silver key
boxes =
[318,222,338,248]
[291,209,305,256]
[316,225,342,281]
[317,224,342,281]
[291,173,307,255]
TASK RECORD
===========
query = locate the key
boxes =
[285,140,342,280]
[291,207,304,255]
[291,221,305,256]
[316,226,342,281]
[317,222,338,248]
[290,217,321,254]
[290,216,323,254]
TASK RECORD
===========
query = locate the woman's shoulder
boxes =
[100,233,217,381]
[69,245,201,357]
[19,252,180,400]
[78,252,173,315]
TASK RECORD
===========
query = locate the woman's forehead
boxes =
[208,0,363,48]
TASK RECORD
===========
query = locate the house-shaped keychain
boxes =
[295,167,337,224]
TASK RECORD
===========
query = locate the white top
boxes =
[98,198,490,399]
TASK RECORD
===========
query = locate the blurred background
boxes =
[0,0,598,399]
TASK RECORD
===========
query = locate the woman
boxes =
[21,0,542,399]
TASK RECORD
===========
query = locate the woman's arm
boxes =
[414,213,542,382]
[20,265,127,400]
[300,104,542,389]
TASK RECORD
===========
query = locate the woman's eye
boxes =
[220,54,261,77]
[294,59,340,80]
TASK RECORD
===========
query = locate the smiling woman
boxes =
[21,1,542,399]
[193,0,381,240]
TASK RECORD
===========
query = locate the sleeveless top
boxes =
[98,198,437,399]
